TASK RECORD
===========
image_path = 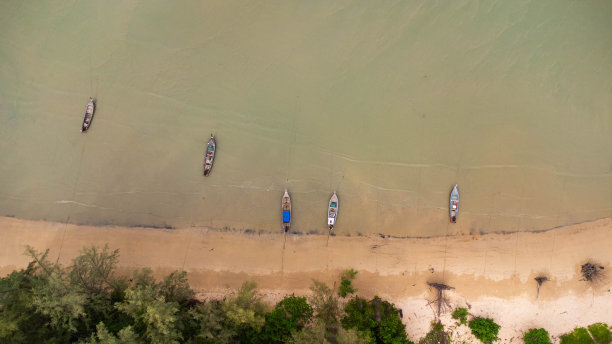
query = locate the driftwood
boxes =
[427,282,454,317]
[581,262,605,283]
[534,276,549,299]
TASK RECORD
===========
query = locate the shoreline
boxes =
[0,216,610,341]
[5,213,609,239]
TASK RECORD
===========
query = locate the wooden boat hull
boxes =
[80,98,95,133]
[282,189,291,232]
[327,191,338,230]
[203,134,216,176]
[450,184,459,223]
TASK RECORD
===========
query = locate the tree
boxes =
[469,317,500,344]
[189,300,235,344]
[158,271,194,305]
[26,247,87,336]
[69,244,127,338]
[0,266,56,343]
[82,322,139,344]
[342,296,411,344]
[0,245,126,343]
[378,313,411,344]
[69,245,119,299]
[524,328,552,344]
[309,280,342,329]
[290,320,329,344]
[342,296,376,340]
[223,281,267,329]
[259,295,313,343]
[222,281,268,342]
[115,286,181,344]
[130,268,157,289]
[290,320,370,344]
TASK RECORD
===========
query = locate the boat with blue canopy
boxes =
[282,189,291,232]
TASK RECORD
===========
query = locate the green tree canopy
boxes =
[560,327,595,344]
[469,317,500,344]
[259,294,313,343]
[524,328,552,344]
[115,286,181,344]
[82,322,139,344]
[342,296,411,344]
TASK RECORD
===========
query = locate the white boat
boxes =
[450,184,459,223]
[282,189,291,232]
[327,191,338,230]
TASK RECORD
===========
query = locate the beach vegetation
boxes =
[289,320,370,344]
[82,322,139,344]
[342,295,412,344]
[587,323,612,344]
[309,280,342,335]
[419,321,450,344]
[114,285,182,344]
[469,317,500,344]
[339,268,358,297]
[189,299,236,343]
[258,294,313,343]
[222,281,269,342]
[452,307,469,325]
[0,244,416,344]
[287,280,370,343]
[524,328,552,344]
[560,327,595,344]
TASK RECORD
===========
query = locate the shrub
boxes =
[342,296,411,344]
[560,327,595,344]
[258,295,313,343]
[587,323,612,344]
[419,321,450,344]
[452,307,468,325]
[338,269,358,297]
[469,317,500,344]
[524,328,552,344]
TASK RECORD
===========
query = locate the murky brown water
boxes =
[0,1,610,236]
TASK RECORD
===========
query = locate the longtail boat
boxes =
[450,184,459,223]
[282,189,291,232]
[80,98,95,133]
[203,134,216,176]
[327,191,338,230]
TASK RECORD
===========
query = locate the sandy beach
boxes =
[0,215,610,342]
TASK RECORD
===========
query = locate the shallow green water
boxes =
[1,1,611,236]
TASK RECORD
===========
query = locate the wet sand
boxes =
[0,216,610,341]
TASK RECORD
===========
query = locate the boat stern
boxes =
[328,216,335,229]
